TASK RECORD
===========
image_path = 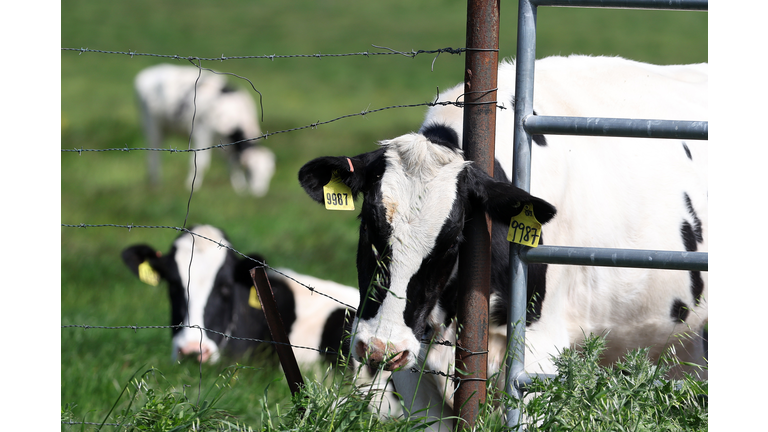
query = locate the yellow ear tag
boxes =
[248,286,262,309]
[138,260,160,286]
[507,204,542,248]
[322,171,355,211]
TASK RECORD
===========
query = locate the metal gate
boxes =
[505,0,709,428]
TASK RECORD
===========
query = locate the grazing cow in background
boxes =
[299,55,708,430]
[135,64,275,197]
[121,224,359,365]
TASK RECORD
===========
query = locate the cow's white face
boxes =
[353,133,468,370]
[171,226,230,363]
[238,145,276,197]
[298,124,556,372]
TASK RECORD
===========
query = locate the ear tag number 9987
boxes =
[507,204,542,247]
[323,172,355,211]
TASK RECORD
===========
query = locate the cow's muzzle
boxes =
[178,341,216,363]
[356,339,410,371]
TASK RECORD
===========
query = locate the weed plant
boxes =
[520,334,707,432]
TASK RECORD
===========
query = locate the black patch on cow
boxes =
[681,221,698,253]
[202,250,240,346]
[683,193,703,243]
[356,172,394,322]
[121,243,188,337]
[227,128,252,154]
[681,193,705,306]
[422,123,460,150]
[682,142,692,160]
[320,308,353,365]
[671,299,690,323]
[220,83,237,93]
[690,271,704,306]
[487,161,549,327]
[159,244,189,337]
[403,198,465,340]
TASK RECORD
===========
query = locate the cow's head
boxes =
[227,129,276,198]
[121,225,240,363]
[298,124,556,371]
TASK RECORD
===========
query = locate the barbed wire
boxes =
[61,223,358,311]
[61,45,472,62]
[62,323,343,357]
[62,97,506,154]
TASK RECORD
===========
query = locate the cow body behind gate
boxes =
[298,55,708,430]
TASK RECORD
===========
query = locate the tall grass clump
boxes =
[62,365,258,431]
[520,334,708,432]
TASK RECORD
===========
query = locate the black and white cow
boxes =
[299,55,708,429]
[135,64,275,197]
[121,224,359,365]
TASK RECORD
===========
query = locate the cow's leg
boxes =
[391,369,454,432]
[227,147,248,195]
[187,127,212,191]
[138,98,163,185]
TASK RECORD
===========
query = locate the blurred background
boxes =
[61,0,707,427]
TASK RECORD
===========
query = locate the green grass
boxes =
[62,1,707,430]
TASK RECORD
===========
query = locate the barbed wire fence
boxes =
[61,45,498,428]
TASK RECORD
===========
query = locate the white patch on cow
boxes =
[271,268,360,365]
[171,225,230,363]
[353,133,469,368]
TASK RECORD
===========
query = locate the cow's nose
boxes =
[355,339,410,371]
[179,341,214,363]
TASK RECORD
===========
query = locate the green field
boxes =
[61,1,707,429]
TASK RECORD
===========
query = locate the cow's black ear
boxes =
[298,149,385,204]
[233,253,267,287]
[121,244,164,279]
[465,164,557,225]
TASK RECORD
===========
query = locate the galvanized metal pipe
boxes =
[525,115,708,140]
[455,1,500,430]
[532,0,707,10]
[522,246,708,271]
[506,0,538,429]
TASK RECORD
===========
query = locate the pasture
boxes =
[61,1,707,429]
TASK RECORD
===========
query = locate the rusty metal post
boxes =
[249,266,305,397]
[454,0,499,430]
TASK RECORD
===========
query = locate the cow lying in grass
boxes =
[298,55,708,430]
[135,64,275,197]
[121,224,401,416]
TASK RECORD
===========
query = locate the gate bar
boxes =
[506,0,538,428]
[522,246,708,271]
[532,0,707,10]
[525,115,708,140]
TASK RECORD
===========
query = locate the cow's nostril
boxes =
[385,350,410,371]
[355,340,368,361]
